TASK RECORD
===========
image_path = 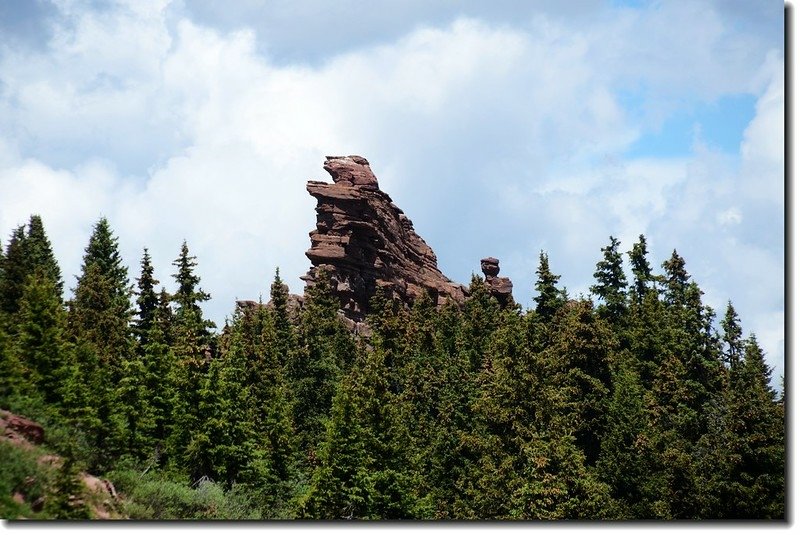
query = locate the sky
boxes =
[0,0,785,384]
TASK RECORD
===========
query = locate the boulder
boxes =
[0,409,45,445]
[480,257,513,306]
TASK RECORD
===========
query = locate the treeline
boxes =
[0,216,784,519]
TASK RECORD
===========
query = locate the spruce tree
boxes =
[533,251,566,320]
[68,217,134,372]
[661,249,690,307]
[544,300,614,466]
[134,248,159,347]
[725,336,784,518]
[627,234,653,304]
[26,215,63,298]
[287,270,354,456]
[66,217,134,470]
[596,357,649,517]
[0,226,28,316]
[591,236,628,320]
[270,268,295,368]
[15,272,70,404]
[171,240,215,357]
[166,242,216,477]
[301,344,418,519]
[721,301,744,368]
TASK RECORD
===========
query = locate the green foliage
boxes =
[0,219,784,520]
[107,467,260,519]
[14,272,70,405]
[0,440,53,519]
[661,249,690,306]
[25,215,63,298]
[170,241,215,358]
[134,248,159,347]
[627,234,653,304]
[591,235,627,320]
[287,270,354,455]
[533,251,567,320]
[0,226,29,317]
[721,301,744,368]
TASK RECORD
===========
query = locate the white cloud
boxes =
[0,1,783,386]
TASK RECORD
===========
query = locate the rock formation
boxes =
[481,257,513,306]
[303,155,468,321]
[0,408,45,446]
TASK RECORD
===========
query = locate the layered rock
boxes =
[0,409,44,446]
[303,155,467,321]
[481,257,513,306]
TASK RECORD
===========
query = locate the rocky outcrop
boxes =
[481,257,513,306]
[1,409,45,446]
[303,155,468,321]
[0,409,123,519]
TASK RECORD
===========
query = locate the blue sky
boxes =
[0,0,785,383]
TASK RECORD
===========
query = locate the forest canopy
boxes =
[0,215,784,520]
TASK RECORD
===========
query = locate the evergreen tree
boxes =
[725,336,785,518]
[154,287,175,346]
[721,301,744,368]
[270,268,295,368]
[0,226,28,316]
[627,234,653,304]
[301,345,419,519]
[544,300,614,466]
[140,304,178,456]
[25,215,63,298]
[134,248,159,347]
[596,357,650,517]
[286,270,354,457]
[661,249,690,307]
[186,328,256,486]
[14,272,70,404]
[591,236,627,320]
[66,218,134,470]
[533,251,566,320]
[171,240,215,357]
[299,375,372,519]
[458,275,501,372]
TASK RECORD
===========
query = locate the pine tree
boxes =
[66,218,134,470]
[627,234,653,304]
[14,271,70,404]
[134,248,159,347]
[68,217,134,376]
[596,357,649,517]
[661,249,690,307]
[533,251,566,320]
[26,215,63,298]
[286,270,354,456]
[725,335,784,518]
[301,345,418,519]
[721,301,744,368]
[0,226,28,316]
[171,240,215,357]
[591,236,627,320]
[270,268,295,369]
[544,300,615,466]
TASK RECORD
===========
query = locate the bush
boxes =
[0,441,53,519]
[105,468,260,519]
